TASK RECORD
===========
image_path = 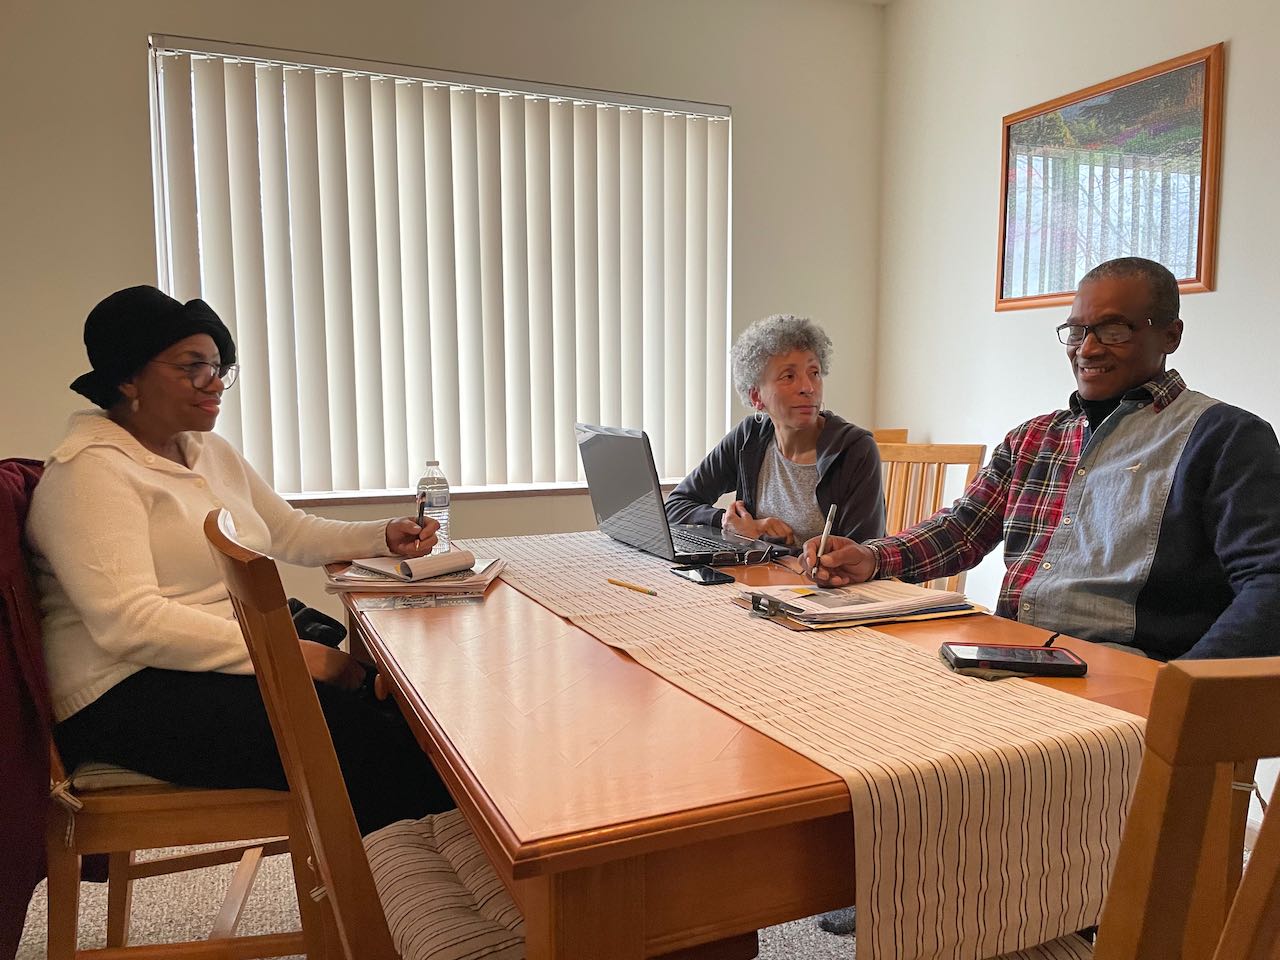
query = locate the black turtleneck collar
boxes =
[1078,395,1123,433]
[1069,370,1185,434]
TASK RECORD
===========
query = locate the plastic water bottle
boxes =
[415,460,451,556]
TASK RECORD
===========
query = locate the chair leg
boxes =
[1229,759,1258,892]
[321,906,344,960]
[45,810,81,960]
[209,845,265,939]
[106,850,136,947]
[287,808,330,960]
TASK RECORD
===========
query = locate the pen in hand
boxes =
[813,504,837,581]
[415,494,427,546]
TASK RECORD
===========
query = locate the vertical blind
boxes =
[150,39,732,493]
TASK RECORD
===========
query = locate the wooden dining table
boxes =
[342,558,1163,960]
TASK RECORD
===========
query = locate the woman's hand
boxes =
[299,640,367,691]
[723,502,795,545]
[385,517,439,557]
[802,535,876,586]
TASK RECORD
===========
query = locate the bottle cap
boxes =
[424,459,439,466]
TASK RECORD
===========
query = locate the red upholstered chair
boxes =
[0,458,51,957]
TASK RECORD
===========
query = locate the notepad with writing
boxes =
[326,553,505,594]
[351,550,478,582]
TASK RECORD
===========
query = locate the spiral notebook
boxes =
[326,551,504,594]
[351,550,478,582]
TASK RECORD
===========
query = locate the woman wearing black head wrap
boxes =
[27,286,453,833]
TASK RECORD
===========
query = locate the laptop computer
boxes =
[575,422,779,566]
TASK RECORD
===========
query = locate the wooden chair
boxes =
[995,656,1280,960]
[875,441,986,591]
[0,456,308,959]
[204,508,525,960]
[871,428,908,443]
[45,768,307,960]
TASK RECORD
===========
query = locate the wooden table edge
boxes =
[351,601,852,879]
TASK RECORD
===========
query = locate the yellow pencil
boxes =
[607,577,657,596]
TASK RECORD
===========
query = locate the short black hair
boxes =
[1080,257,1179,325]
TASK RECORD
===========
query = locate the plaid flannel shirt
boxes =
[869,370,1189,619]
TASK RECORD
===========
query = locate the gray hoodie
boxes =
[664,411,885,545]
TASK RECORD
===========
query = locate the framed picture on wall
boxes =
[995,43,1225,311]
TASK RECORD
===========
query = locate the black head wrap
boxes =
[70,286,237,408]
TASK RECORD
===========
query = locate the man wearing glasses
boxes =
[805,256,1280,661]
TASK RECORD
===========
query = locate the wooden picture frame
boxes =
[995,43,1225,311]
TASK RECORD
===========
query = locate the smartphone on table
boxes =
[670,564,736,585]
[940,642,1087,677]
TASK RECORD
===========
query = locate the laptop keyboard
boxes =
[672,531,734,553]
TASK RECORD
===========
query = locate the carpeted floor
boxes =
[17,842,1256,958]
[16,845,857,959]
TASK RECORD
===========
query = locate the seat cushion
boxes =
[365,808,524,960]
[69,761,168,791]
[992,933,1094,959]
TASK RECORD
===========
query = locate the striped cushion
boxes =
[365,809,524,960]
[992,934,1094,959]
[69,762,168,791]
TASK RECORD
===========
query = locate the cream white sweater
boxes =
[27,411,391,720]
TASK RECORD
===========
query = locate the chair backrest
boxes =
[1095,656,1280,960]
[871,428,909,444]
[203,509,399,960]
[874,442,986,591]
[0,458,52,729]
[0,457,53,956]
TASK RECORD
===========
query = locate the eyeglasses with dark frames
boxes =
[151,360,240,389]
[1055,318,1153,346]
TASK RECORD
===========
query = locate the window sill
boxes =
[285,479,680,509]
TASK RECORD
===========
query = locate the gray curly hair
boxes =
[730,314,833,407]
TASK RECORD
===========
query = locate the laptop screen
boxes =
[575,424,675,559]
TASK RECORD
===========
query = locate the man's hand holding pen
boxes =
[802,535,877,587]
[385,516,440,557]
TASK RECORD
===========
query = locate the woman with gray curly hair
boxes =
[665,314,884,548]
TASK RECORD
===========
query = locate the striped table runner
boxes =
[460,534,1145,960]
[461,530,741,617]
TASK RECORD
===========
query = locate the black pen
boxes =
[1043,632,1061,647]
[415,493,426,539]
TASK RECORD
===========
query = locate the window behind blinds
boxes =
[150,36,732,493]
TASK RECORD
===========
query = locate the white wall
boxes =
[0,0,883,456]
[879,0,1280,831]
[879,0,1280,609]
[1,0,884,611]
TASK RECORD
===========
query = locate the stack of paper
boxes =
[326,549,505,595]
[742,580,972,625]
